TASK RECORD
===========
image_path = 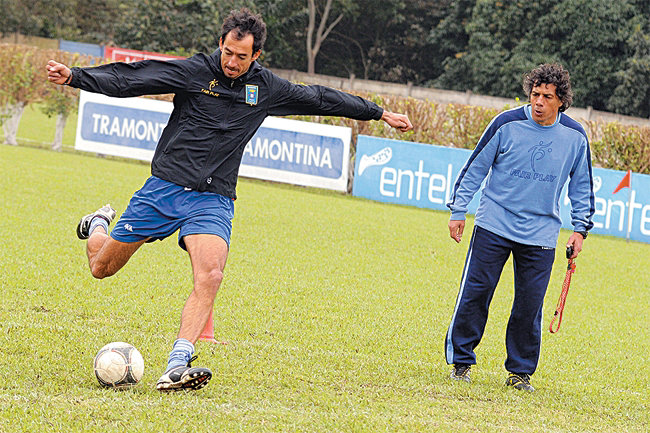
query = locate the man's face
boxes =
[219,31,261,79]
[529,83,563,126]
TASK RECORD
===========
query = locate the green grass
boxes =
[1,142,649,431]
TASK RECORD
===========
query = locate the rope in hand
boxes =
[549,246,576,334]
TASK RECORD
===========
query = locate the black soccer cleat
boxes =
[506,372,535,392]
[450,364,471,383]
[156,355,212,392]
[76,204,116,239]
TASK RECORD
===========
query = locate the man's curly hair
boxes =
[523,63,573,112]
[221,8,267,53]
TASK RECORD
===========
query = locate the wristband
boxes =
[63,73,72,85]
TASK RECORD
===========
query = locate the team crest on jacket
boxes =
[245,85,259,105]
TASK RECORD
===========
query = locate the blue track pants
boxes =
[445,225,555,374]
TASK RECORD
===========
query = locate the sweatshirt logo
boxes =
[245,85,259,105]
[508,140,557,183]
[209,79,218,90]
[528,140,552,172]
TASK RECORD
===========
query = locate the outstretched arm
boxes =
[46,57,191,97]
[381,110,413,132]
[46,60,72,85]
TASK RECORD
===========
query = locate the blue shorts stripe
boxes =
[445,226,477,364]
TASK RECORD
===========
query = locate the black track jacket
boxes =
[68,50,384,199]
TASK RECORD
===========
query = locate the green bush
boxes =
[587,120,650,173]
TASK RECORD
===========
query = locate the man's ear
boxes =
[252,50,262,62]
[219,37,223,50]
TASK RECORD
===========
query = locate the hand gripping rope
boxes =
[549,246,576,334]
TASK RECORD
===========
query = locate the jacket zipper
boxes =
[195,85,239,190]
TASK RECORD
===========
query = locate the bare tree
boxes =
[306,0,344,74]
[41,51,100,151]
[0,44,47,145]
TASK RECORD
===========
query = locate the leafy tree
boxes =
[255,0,306,69]
[113,0,226,55]
[534,0,637,111]
[435,0,558,97]
[63,0,127,44]
[308,0,404,79]
[607,17,650,118]
[434,0,647,115]
[305,0,356,74]
[0,0,81,39]
[310,0,449,84]
[428,0,474,85]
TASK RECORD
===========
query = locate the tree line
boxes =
[2,0,648,118]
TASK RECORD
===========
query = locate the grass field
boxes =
[1,139,648,430]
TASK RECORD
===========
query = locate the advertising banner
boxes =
[239,117,351,192]
[569,168,650,242]
[352,135,479,212]
[75,91,351,192]
[59,40,104,58]
[104,46,185,63]
[75,91,172,161]
[353,135,650,244]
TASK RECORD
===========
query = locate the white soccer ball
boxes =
[93,342,144,388]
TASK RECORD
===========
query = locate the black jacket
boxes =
[69,50,383,198]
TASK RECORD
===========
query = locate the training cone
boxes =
[199,311,227,344]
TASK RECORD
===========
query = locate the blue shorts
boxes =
[110,176,235,250]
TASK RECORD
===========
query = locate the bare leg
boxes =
[85,226,148,279]
[178,234,229,344]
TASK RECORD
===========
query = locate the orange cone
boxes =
[199,310,217,342]
[198,310,228,344]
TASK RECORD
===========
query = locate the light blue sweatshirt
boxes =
[447,104,595,248]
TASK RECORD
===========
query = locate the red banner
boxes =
[104,46,185,63]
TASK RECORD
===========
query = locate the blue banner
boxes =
[59,40,104,58]
[353,136,480,213]
[353,135,650,244]
[241,127,344,179]
[80,102,171,150]
[572,168,650,242]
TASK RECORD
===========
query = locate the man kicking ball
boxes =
[47,8,412,391]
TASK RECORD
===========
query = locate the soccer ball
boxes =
[93,342,144,388]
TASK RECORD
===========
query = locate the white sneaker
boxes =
[76,204,116,239]
[156,355,212,392]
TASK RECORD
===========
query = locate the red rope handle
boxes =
[549,259,576,333]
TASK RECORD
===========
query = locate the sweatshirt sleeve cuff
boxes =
[450,211,466,221]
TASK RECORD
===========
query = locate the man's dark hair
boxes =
[523,63,573,112]
[220,8,267,54]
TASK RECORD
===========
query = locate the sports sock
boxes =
[88,216,109,236]
[165,338,194,372]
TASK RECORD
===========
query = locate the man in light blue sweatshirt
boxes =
[444,63,594,392]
